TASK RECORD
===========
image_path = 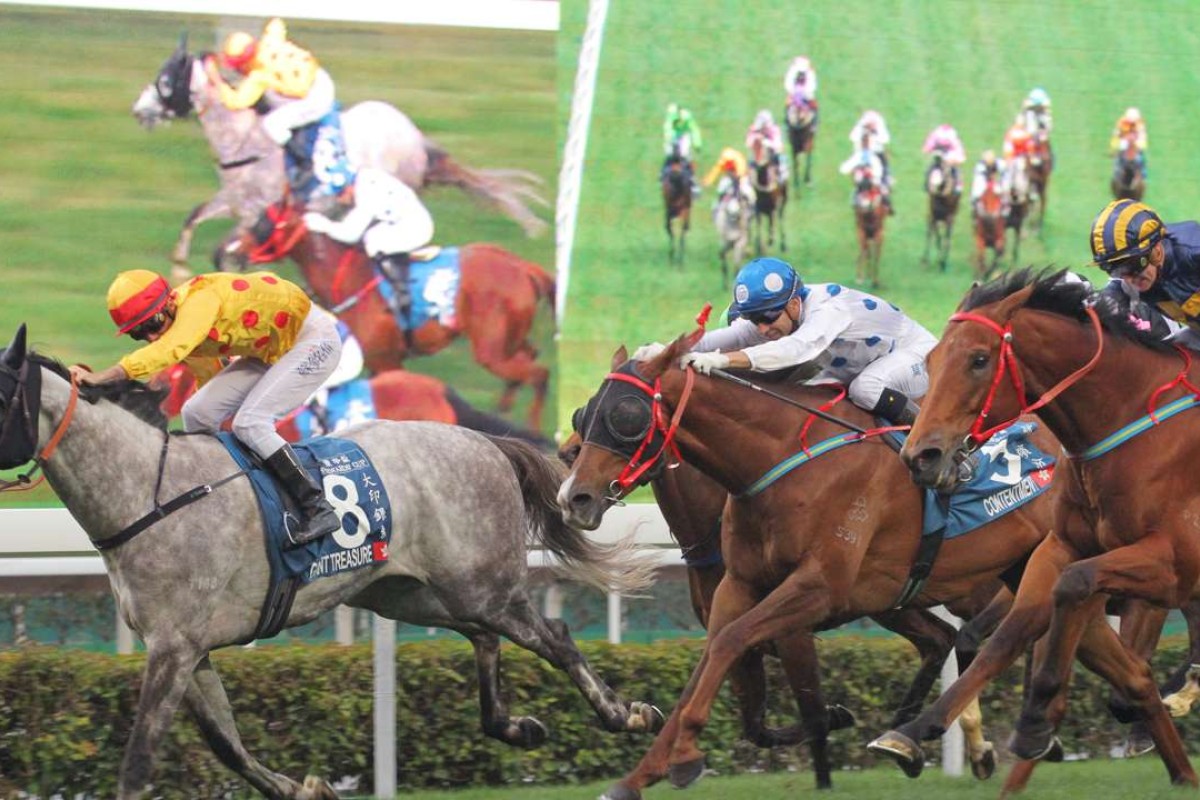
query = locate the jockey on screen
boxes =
[970,149,1010,216]
[841,110,894,214]
[702,148,755,218]
[661,103,703,194]
[922,124,966,194]
[302,166,436,321]
[783,56,819,122]
[1018,87,1053,169]
[637,257,937,425]
[70,269,343,547]
[1003,119,1037,202]
[1110,107,1149,177]
[746,109,787,182]
[204,19,336,192]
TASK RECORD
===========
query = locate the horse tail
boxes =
[423,140,549,238]
[486,436,658,595]
[444,387,553,451]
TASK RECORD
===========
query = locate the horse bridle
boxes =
[0,359,78,489]
[947,305,1103,450]
[574,363,696,501]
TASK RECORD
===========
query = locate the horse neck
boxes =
[192,65,274,161]
[1011,309,1178,453]
[36,367,166,542]
[660,370,851,496]
[290,234,366,305]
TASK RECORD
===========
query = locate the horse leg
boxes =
[778,198,787,252]
[467,335,548,430]
[466,630,550,747]
[1013,533,1183,760]
[1114,601,1170,757]
[1071,604,1197,786]
[942,218,954,271]
[184,655,336,800]
[118,643,205,799]
[868,532,1073,776]
[487,594,663,735]
[871,607,958,728]
[922,218,934,266]
[603,576,765,800]
[772,633,843,791]
[804,148,813,186]
[1162,598,1200,715]
[172,198,231,278]
[667,562,837,787]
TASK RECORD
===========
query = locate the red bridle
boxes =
[247,202,307,265]
[603,367,695,495]
[948,305,1103,448]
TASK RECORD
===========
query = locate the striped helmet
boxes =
[1089,199,1165,270]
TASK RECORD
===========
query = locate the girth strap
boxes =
[892,494,951,609]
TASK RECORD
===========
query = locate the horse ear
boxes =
[611,345,628,369]
[681,326,705,351]
[177,32,188,53]
[3,324,27,370]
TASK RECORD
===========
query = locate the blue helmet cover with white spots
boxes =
[732,257,803,314]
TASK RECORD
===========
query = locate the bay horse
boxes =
[922,153,960,272]
[1027,133,1052,234]
[972,180,1006,280]
[1005,156,1031,266]
[151,364,551,450]
[558,413,1013,791]
[557,336,1066,800]
[785,93,817,188]
[662,143,692,265]
[131,37,547,270]
[870,269,1200,791]
[0,323,662,800]
[852,165,885,288]
[1111,134,1146,201]
[750,141,788,255]
[713,182,752,281]
[236,200,554,430]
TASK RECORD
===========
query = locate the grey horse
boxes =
[0,324,661,799]
[131,37,548,273]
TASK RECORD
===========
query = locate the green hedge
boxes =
[1,636,1197,797]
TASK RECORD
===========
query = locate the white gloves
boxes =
[631,342,667,361]
[302,212,331,234]
[681,351,730,375]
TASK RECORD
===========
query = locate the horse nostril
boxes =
[913,447,943,472]
[569,490,594,510]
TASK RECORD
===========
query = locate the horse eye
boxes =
[157,74,173,98]
[970,352,990,370]
[570,405,586,432]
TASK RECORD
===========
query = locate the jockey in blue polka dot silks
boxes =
[638,257,937,425]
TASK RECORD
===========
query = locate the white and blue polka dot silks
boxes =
[693,283,938,408]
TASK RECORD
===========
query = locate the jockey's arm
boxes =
[689,122,702,151]
[694,321,759,355]
[742,305,852,372]
[261,17,288,46]
[306,203,374,246]
[118,292,221,381]
[210,63,270,111]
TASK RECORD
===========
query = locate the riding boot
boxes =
[883,192,896,216]
[284,129,315,195]
[263,444,342,547]
[377,253,412,321]
[870,389,920,427]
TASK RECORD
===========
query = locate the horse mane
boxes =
[960,267,1176,352]
[30,352,170,430]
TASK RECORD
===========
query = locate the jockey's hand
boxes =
[631,342,667,362]
[202,54,224,85]
[680,351,730,375]
[302,212,331,234]
[67,365,93,385]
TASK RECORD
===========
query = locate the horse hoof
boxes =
[827,703,857,732]
[867,731,925,778]
[1008,724,1059,761]
[668,756,706,789]
[630,702,665,733]
[598,783,641,800]
[1124,733,1156,758]
[300,774,339,800]
[514,716,548,749]
[970,742,997,780]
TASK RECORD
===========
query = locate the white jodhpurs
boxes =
[181,307,342,457]
[262,69,336,145]
[848,327,939,409]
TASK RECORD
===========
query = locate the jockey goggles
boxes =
[127,311,169,342]
[745,306,787,326]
